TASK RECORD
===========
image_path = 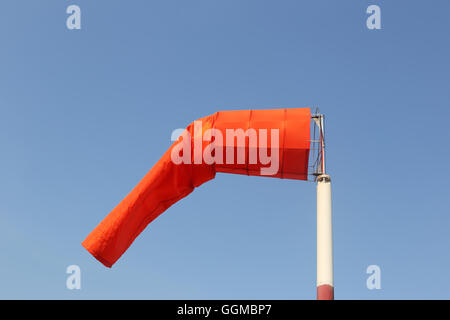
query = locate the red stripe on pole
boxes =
[317,284,334,300]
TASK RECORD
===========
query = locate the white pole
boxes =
[317,174,334,300]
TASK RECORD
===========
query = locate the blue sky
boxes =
[0,0,449,299]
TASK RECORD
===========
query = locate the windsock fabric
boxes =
[82,108,311,267]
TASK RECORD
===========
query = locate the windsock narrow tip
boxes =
[81,240,113,268]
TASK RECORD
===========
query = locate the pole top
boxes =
[317,174,331,183]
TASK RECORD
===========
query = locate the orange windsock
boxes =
[82,108,311,267]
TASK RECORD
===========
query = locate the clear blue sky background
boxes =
[0,0,449,299]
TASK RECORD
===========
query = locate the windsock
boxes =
[82,108,311,267]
